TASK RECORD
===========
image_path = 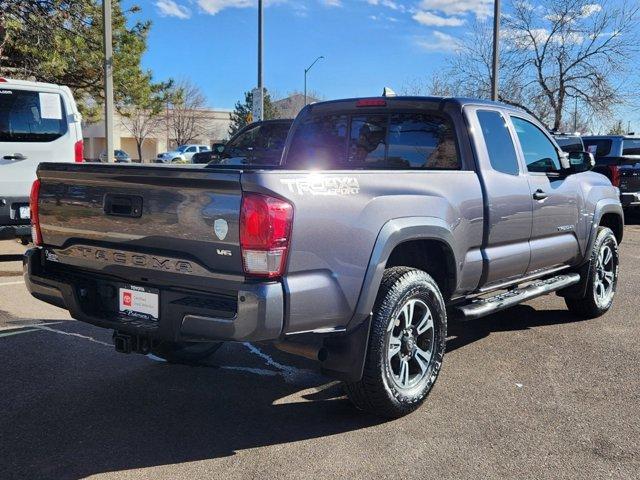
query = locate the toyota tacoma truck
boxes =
[24,97,624,418]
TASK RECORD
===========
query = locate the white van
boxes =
[0,77,83,242]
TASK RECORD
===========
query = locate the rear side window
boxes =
[477,110,520,175]
[584,139,612,157]
[286,112,460,169]
[623,139,640,156]
[0,89,68,142]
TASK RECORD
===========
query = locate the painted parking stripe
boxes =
[0,328,40,338]
[0,280,25,286]
[0,321,62,332]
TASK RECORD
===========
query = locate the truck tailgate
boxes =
[37,163,244,280]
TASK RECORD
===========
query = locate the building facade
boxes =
[82,108,232,162]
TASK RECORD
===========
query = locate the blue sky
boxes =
[133,0,494,109]
[131,0,639,131]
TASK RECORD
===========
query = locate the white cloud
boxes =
[413,11,465,27]
[366,0,401,10]
[418,0,493,20]
[581,3,602,17]
[197,0,253,15]
[155,0,191,19]
[415,31,461,53]
[322,0,343,7]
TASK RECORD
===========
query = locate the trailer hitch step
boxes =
[456,273,581,321]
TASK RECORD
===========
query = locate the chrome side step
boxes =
[456,273,581,321]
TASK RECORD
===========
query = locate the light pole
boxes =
[257,0,264,121]
[491,0,500,101]
[102,0,114,162]
[304,56,324,106]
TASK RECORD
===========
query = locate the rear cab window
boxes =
[285,111,460,170]
[0,89,67,142]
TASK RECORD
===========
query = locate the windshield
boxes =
[0,89,68,142]
[215,122,291,166]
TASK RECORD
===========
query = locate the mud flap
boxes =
[319,316,371,382]
[557,260,590,299]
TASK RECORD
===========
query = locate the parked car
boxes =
[99,149,131,163]
[552,132,585,153]
[582,135,640,211]
[0,77,83,243]
[25,96,623,418]
[156,144,210,163]
[214,119,293,166]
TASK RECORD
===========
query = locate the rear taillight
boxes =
[74,140,84,163]
[0,78,6,83]
[240,193,293,278]
[610,165,620,187]
[30,179,42,246]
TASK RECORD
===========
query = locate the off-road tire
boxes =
[344,267,447,418]
[565,227,619,319]
[151,341,223,365]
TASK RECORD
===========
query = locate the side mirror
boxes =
[567,151,595,173]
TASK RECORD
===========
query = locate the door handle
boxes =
[3,153,27,161]
[533,189,548,200]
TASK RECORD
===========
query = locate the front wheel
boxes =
[344,267,447,418]
[151,341,223,365]
[565,227,619,319]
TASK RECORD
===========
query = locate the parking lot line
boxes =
[0,280,25,286]
[0,328,40,338]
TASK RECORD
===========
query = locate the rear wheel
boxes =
[344,267,447,418]
[151,341,223,365]
[565,227,618,319]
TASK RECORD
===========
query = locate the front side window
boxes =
[477,110,520,175]
[186,146,197,153]
[511,117,561,173]
[0,89,68,142]
[623,139,640,156]
[584,139,612,158]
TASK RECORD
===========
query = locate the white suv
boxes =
[0,77,83,242]
[156,144,210,163]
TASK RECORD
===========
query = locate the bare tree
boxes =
[421,0,640,130]
[119,107,164,162]
[168,79,208,146]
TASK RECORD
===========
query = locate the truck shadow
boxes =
[447,304,582,353]
[0,303,596,479]
[0,328,382,479]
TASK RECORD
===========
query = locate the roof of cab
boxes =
[302,95,526,114]
[0,77,68,90]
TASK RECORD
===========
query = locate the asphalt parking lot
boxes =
[1,225,639,480]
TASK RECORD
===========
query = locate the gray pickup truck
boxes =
[25,97,623,418]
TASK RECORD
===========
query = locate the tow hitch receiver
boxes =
[113,332,151,355]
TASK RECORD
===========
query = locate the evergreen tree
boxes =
[229,89,278,135]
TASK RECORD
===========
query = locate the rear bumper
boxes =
[0,195,31,239]
[24,248,284,342]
